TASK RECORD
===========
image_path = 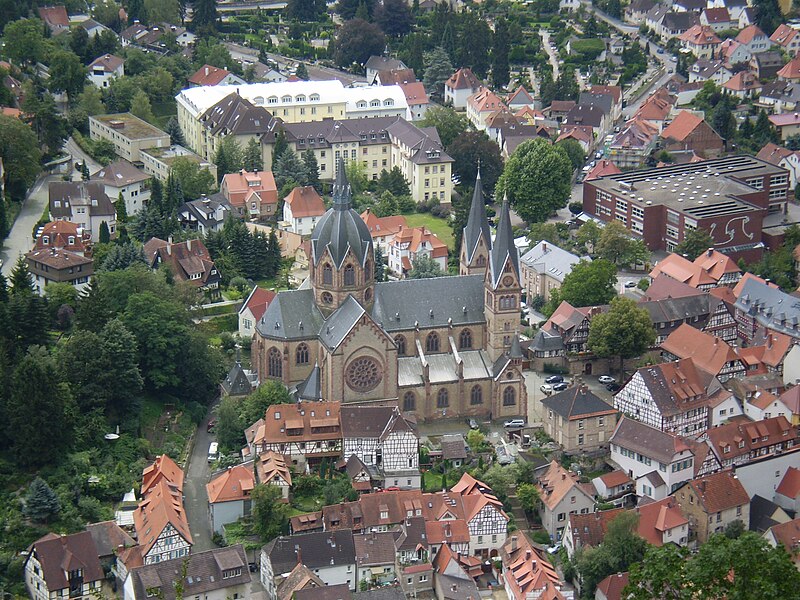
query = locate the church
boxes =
[251,159,528,422]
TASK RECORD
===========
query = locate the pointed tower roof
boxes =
[332,157,351,210]
[295,363,322,401]
[462,168,492,264]
[509,333,524,360]
[488,196,519,288]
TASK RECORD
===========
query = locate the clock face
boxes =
[345,357,382,392]
[503,276,514,287]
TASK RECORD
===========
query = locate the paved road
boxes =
[1,174,54,277]
[184,406,216,552]
[540,30,560,80]
[65,136,102,174]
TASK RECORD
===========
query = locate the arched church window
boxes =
[477,255,486,266]
[403,391,416,411]
[323,263,332,284]
[295,343,309,365]
[437,388,449,408]
[344,264,355,286]
[395,335,406,356]
[503,386,516,406]
[459,329,472,349]
[268,347,282,378]
[365,288,372,302]
[426,331,440,353]
[365,261,372,281]
[470,385,483,405]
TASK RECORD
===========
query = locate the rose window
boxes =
[346,357,382,392]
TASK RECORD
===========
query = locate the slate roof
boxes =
[734,277,800,339]
[129,546,249,600]
[86,520,135,559]
[578,92,614,116]
[200,92,276,136]
[255,288,324,340]
[488,199,519,289]
[749,494,789,533]
[385,118,452,165]
[542,386,616,420]
[610,416,691,464]
[49,181,115,218]
[28,532,104,592]
[530,329,565,353]
[462,171,492,265]
[353,531,396,566]
[664,11,700,32]
[295,584,351,600]
[178,197,232,229]
[264,530,356,574]
[640,294,710,328]
[295,363,322,401]
[520,241,584,284]
[440,434,468,460]
[276,563,325,600]
[320,295,367,350]
[340,405,413,440]
[564,103,606,128]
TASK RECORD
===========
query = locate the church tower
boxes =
[459,169,492,276]
[484,197,522,362]
[310,158,375,316]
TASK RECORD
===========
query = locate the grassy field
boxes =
[404,213,454,249]
[152,100,177,130]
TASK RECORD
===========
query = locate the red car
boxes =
[207,418,217,433]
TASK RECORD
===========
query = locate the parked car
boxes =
[552,382,569,392]
[547,542,562,554]
[606,383,622,392]
[467,418,479,430]
[545,375,564,384]
[595,151,603,159]
[624,280,637,288]
[504,419,526,429]
[598,375,615,384]
[540,383,554,394]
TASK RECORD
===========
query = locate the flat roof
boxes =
[90,113,168,141]
[141,144,212,167]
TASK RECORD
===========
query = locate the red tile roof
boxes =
[568,509,625,548]
[445,67,481,91]
[661,323,741,377]
[693,249,741,282]
[284,185,325,218]
[468,87,507,113]
[359,208,407,239]
[635,497,688,546]
[771,24,799,48]
[596,572,629,600]
[141,454,184,496]
[776,466,800,499]
[37,5,69,28]
[766,518,800,561]
[399,81,429,105]
[778,56,800,80]
[680,25,723,46]
[587,159,622,180]
[589,85,622,104]
[649,253,715,287]
[737,24,766,44]
[703,7,730,23]
[189,64,233,86]
[679,470,751,514]
[758,142,796,165]
[598,470,633,489]
[723,71,761,92]
[89,53,124,73]
[241,286,276,323]
[35,221,92,254]
[500,534,564,599]
[390,226,448,259]
[661,110,708,142]
[206,464,255,503]
[28,532,104,592]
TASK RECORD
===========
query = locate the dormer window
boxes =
[274,411,281,419]
[42,236,50,244]
[380,510,388,519]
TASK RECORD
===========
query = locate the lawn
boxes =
[152,100,177,130]
[404,213,454,249]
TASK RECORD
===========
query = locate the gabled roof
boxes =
[445,67,481,91]
[703,7,731,23]
[28,532,104,592]
[189,64,234,86]
[142,454,183,496]
[635,497,688,545]
[206,464,255,504]
[86,520,135,558]
[568,509,625,548]
[778,56,800,80]
[134,478,193,556]
[264,530,357,574]
[771,23,799,47]
[340,405,414,440]
[693,248,741,281]
[468,87,507,113]
[89,53,124,73]
[707,416,797,462]
[398,81,429,106]
[37,6,69,30]
[201,93,276,137]
[587,159,622,180]
[507,86,535,105]
[641,273,704,301]
[520,241,584,284]
[499,533,564,598]
[723,71,761,92]
[649,253,716,287]
[596,572,630,600]
[92,158,148,187]
[633,358,712,417]
[677,470,750,513]
[737,25,766,44]
[240,286,277,323]
[285,185,325,218]
[542,385,616,420]
[390,226,448,259]
[610,416,691,464]
[661,323,740,377]
[662,110,717,143]
[680,24,722,46]
[276,562,325,600]
[765,518,800,558]
[757,142,795,165]
[353,531,397,567]
[536,460,592,510]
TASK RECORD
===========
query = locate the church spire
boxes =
[332,157,351,210]
[460,166,492,274]
[488,195,520,288]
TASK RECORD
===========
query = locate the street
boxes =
[183,406,216,552]
[540,30,560,80]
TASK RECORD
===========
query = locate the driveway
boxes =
[183,407,216,552]
[1,174,54,276]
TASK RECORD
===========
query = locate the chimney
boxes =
[562,473,566,480]
[768,336,774,349]
[542,242,547,252]
[187,238,192,251]
[707,248,713,257]
[525,549,532,560]
[510,536,518,551]
[204,66,209,77]
[166,236,172,255]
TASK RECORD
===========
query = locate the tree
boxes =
[556,139,585,171]
[336,0,377,19]
[419,106,469,148]
[3,18,49,66]
[285,0,325,21]
[550,258,617,310]
[274,150,309,190]
[496,138,573,223]
[674,228,715,261]
[214,137,244,181]
[375,245,386,281]
[302,149,320,191]
[145,0,180,23]
[77,86,105,116]
[48,50,87,102]
[24,477,61,523]
[97,319,144,424]
[516,483,540,514]
[375,166,410,197]
[130,90,155,124]
[712,100,735,142]
[240,380,292,425]
[0,114,42,195]
[409,255,446,278]
[423,46,454,99]
[99,221,111,244]
[754,109,778,146]
[272,129,289,167]
[216,396,244,453]
[466,429,485,450]
[101,243,147,272]
[576,220,601,251]
[491,17,510,89]
[333,19,385,68]
[754,0,782,35]
[165,116,186,146]
[374,0,413,36]
[596,220,650,267]
[171,157,216,199]
[295,62,309,80]
[588,296,656,373]
[251,484,291,541]
[448,131,504,193]
[244,138,264,172]
[192,0,218,29]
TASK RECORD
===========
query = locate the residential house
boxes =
[283,186,326,235]
[757,142,800,188]
[438,434,469,469]
[563,103,608,139]
[742,388,795,421]
[255,450,292,497]
[49,181,117,241]
[274,563,325,600]
[365,56,407,84]
[177,196,231,235]
[633,88,676,132]
[688,59,733,86]
[541,385,618,453]
[535,461,596,540]
[661,12,700,39]
[778,386,800,424]
[431,546,481,600]
[466,88,507,132]
[680,25,723,58]
[736,24,773,53]
[140,144,218,183]
[399,81,429,121]
[673,471,750,543]
[79,19,111,39]
[91,159,150,217]
[426,521,471,560]
[188,64,245,87]
[206,465,255,534]
[750,51,785,79]
[608,118,659,168]
[592,471,633,501]
[340,405,421,489]
[774,467,800,514]
[548,100,577,124]
[25,247,94,294]
[520,241,585,303]
[749,494,792,533]
[444,68,481,109]
[589,86,623,122]
[732,447,800,507]
[613,358,712,436]
[700,7,734,31]
[650,250,742,289]
[354,531,397,588]
[719,40,752,67]
[609,416,716,499]
[499,534,574,600]
[778,56,800,81]
[143,237,221,294]
[586,159,621,180]
[239,286,277,339]
[89,113,170,164]
[595,573,630,600]
[260,530,358,594]
[86,521,136,580]
[556,125,594,154]
[660,110,725,156]
[625,0,657,24]
[245,401,342,469]
[758,79,800,111]
[449,472,510,557]
[563,509,624,558]
[638,293,712,345]
[25,532,105,600]
[764,518,800,567]
[88,54,124,89]
[507,86,537,112]
[37,6,69,35]
[221,360,258,397]
[723,71,762,99]
[34,221,92,256]
[706,416,797,468]
[220,169,278,220]
[661,323,745,382]
[196,93,277,163]
[771,23,800,57]
[645,5,669,37]
[359,209,407,253]
[123,546,251,600]
[387,226,448,277]
[733,277,800,342]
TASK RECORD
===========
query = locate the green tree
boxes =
[130,90,155,124]
[466,429,485,450]
[240,380,292,426]
[3,18,49,66]
[375,245,386,281]
[423,46,454,99]
[555,259,617,309]
[336,0,377,19]
[588,296,656,373]
[216,395,244,453]
[374,0,413,36]
[214,136,244,182]
[274,151,309,191]
[192,0,218,29]
[272,128,289,167]
[516,483,540,514]
[448,131,504,194]
[144,0,180,23]
[0,114,42,196]
[285,0,325,22]
[496,138,573,223]
[77,86,106,116]
[302,149,320,191]
[244,138,264,172]
[46,282,78,325]
[333,18,385,68]
[491,17,510,89]
[23,477,61,524]
[674,228,715,260]
[754,0,782,35]
[596,220,650,267]
[556,139,585,171]
[48,50,87,102]
[98,318,144,424]
[754,109,778,145]
[409,255,446,278]
[419,106,469,148]
[165,116,186,146]
[171,157,216,199]
[712,100,735,142]
[576,220,601,252]
[99,221,111,244]
[295,62,309,80]
[251,484,291,541]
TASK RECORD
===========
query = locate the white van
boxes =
[207,442,219,463]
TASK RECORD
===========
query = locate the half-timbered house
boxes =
[661,324,745,382]
[705,415,798,468]
[613,358,713,436]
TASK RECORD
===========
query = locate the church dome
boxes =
[311,159,373,268]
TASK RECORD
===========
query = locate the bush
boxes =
[531,529,551,544]
[542,363,569,374]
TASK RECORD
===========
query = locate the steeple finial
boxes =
[332,157,351,210]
